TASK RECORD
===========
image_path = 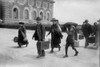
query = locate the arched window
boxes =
[13,8,18,19]
[32,11,37,20]
[47,13,50,21]
[24,9,29,19]
[40,12,43,20]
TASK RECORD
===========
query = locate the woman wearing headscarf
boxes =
[18,22,28,47]
[47,19,63,53]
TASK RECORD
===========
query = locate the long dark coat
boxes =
[82,23,92,37]
[33,23,45,41]
[48,24,63,48]
[18,26,27,44]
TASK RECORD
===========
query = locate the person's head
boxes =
[19,22,24,27]
[83,19,88,24]
[67,24,71,30]
[55,20,59,24]
[51,18,57,24]
[36,17,41,24]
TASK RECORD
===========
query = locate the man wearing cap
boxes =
[82,20,92,48]
[18,22,28,47]
[32,17,45,58]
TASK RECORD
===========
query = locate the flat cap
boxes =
[19,22,24,24]
[36,17,41,21]
[51,18,57,22]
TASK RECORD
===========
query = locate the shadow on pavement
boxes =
[0,53,13,64]
[10,46,27,49]
[24,54,45,60]
[87,47,98,50]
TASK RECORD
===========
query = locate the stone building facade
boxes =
[0,0,54,24]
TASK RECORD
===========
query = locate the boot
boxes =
[50,50,53,53]
[18,43,21,48]
[74,51,79,56]
[36,55,42,58]
[58,46,61,51]
[42,50,45,56]
[63,55,68,58]
[50,48,54,53]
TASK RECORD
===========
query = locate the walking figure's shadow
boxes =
[11,46,26,48]
[24,54,45,60]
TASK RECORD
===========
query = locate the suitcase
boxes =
[74,40,79,47]
[79,34,84,40]
[37,41,50,50]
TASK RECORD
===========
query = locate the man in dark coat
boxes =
[47,18,63,53]
[63,24,78,58]
[32,17,45,58]
[18,22,28,47]
[82,20,92,48]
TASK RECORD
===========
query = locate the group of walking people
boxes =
[18,17,100,58]
[81,19,100,48]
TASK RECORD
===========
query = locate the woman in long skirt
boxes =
[47,19,63,53]
[18,22,28,47]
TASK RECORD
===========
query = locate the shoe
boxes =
[74,51,79,56]
[50,50,54,53]
[18,45,21,48]
[94,44,96,46]
[58,47,61,51]
[42,52,45,56]
[84,46,87,48]
[63,55,68,58]
[41,54,45,57]
[26,44,28,47]
[36,55,42,58]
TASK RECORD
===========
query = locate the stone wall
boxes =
[1,0,54,24]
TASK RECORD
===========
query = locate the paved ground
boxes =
[0,28,99,67]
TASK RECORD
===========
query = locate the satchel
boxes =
[88,35,95,43]
[13,36,18,43]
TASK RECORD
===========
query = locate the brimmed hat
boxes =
[50,18,57,22]
[36,17,41,21]
[84,19,88,23]
[19,22,24,24]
